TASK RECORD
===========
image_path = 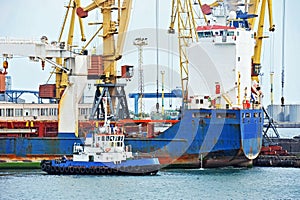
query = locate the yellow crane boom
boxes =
[169,0,199,108]
[249,0,275,82]
[55,0,87,100]
[77,0,132,84]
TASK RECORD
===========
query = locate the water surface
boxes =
[1,167,299,200]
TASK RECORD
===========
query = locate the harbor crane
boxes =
[0,0,133,137]
[0,38,88,137]
[76,0,132,120]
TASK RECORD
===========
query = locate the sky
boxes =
[1,0,300,106]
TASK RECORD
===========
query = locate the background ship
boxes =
[0,0,274,168]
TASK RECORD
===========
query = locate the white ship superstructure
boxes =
[187,3,256,109]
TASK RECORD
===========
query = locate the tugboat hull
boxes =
[41,158,160,176]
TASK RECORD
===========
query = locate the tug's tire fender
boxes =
[90,167,95,174]
[75,167,80,174]
[106,167,113,174]
[41,163,47,171]
[45,165,51,172]
[80,167,85,174]
[69,167,75,174]
[50,166,55,173]
[95,167,101,174]
[65,167,70,173]
[55,166,60,173]
[59,167,65,173]
[100,167,107,174]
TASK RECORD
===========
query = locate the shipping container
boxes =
[0,74,5,92]
[39,84,56,98]
[88,55,104,79]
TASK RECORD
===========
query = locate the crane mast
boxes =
[77,0,132,120]
[169,0,199,109]
[248,0,275,82]
[55,0,87,100]
[281,0,286,106]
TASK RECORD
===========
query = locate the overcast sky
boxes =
[1,0,299,105]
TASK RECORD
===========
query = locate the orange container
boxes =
[0,74,5,93]
[88,55,104,75]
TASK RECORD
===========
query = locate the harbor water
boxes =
[1,128,299,200]
[275,128,300,138]
[1,167,300,200]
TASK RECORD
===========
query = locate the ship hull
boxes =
[40,158,160,175]
[0,109,263,168]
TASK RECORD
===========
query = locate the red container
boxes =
[261,146,271,152]
[147,123,155,138]
[269,145,283,151]
[201,4,212,15]
[39,84,56,98]
[121,65,133,78]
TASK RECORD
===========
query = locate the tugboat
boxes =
[41,120,160,175]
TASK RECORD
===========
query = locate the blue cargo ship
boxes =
[0,2,265,168]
